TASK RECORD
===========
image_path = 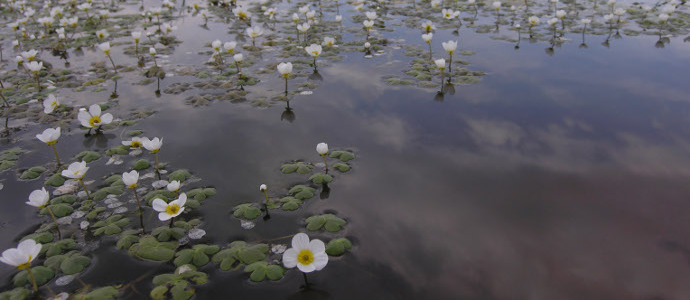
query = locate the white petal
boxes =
[172,207,184,218]
[308,239,325,254]
[312,252,328,270]
[291,233,310,250]
[282,248,298,268]
[77,110,92,127]
[176,193,187,207]
[0,249,26,266]
[100,113,113,124]
[297,262,316,273]
[158,212,172,221]
[89,104,101,116]
[152,198,167,212]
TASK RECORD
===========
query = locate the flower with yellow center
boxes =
[122,170,139,189]
[1,239,42,291]
[77,104,113,129]
[282,233,328,273]
[122,137,145,149]
[152,193,187,221]
[43,94,60,114]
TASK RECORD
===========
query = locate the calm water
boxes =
[2,0,690,299]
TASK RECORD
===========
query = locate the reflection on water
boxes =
[2,0,690,298]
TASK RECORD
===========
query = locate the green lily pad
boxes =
[152,226,186,242]
[105,145,130,156]
[306,214,347,232]
[129,237,178,262]
[128,130,144,136]
[45,251,91,275]
[75,151,101,163]
[232,203,262,220]
[244,261,284,282]
[50,195,77,205]
[174,244,220,267]
[329,150,355,162]
[186,188,216,201]
[168,169,192,182]
[0,287,30,300]
[44,173,66,187]
[173,219,202,230]
[41,239,77,257]
[151,268,208,300]
[280,197,303,211]
[325,238,353,256]
[333,163,351,172]
[281,161,314,174]
[309,173,333,184]
[92,185,125,201]
[212,241,269,271]
[40,203,74,218]
[19,166,47,180]
[86,207,106,220]
[92,214,130,236]
[288,185,316,200]
[21,232,54,244]
[13,266,54,288]
[132,159,150,170]
[117,233,140,250]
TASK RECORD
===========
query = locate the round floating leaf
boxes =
[21,232,54,244]
[333,163,351,173]
[326,238,353,256]
[75,151,101,163]
[212,241,269,271]
[92,185,125,201]
[13,266,54,287]
[81,286,119,299]
[244,261,285,282]
[105,145,129,156]
[19,166,47,180]
[42,239,77,257]
[309,173,333,185]
[0,287,30,300]
[92,215,130,236]
[281,161,314,174]
[132,159,150,170]
[329,150,355,162]
[128,130,143,136]
[168,169,192,182]
[306,214,347,232]
[44,173,66,187]
[50,195,77,205]
[288,185,316,200]
[117,234,140,250]
[129,237,178,262]
[187,188,216,201]
[174,245,220,267]
[152,226,186,242]
[41,203,74,218]
[280,197,302,211]
[60,254,91,275]
[150,285,168,300]
[232,203,261,220]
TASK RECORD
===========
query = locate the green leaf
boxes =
[50,195,77,205]
[150,285,168,300]
[168,169,192,182]
[21,232,54,244]
[281,161,314,174]
[75,151,101,163]
[212,242,268,271]
[244,261,284,282]
[83,286,119,299]
[280,197,302,211]
[117,234,140,250]
[326,238,353,256]
[306,214,347,232]
[128,130,144,136]
[92,215,130,236]
[329,150,355,162]
[129,237,178,262]
[144,190,177,205]
[92,185,124,201]
[44,173,66,187]
[152,226,186,242]
[333,163,351,172]
[308,173,333,185]
[13,266,54,287]
[288,185,316,200]
[132,159,150,170]
[173,219,201,230]
[40,203,73,218]
[105,145,129,156]
[86,207,106,220]
[232,203,261,220]
[60,253,91,275]
[173,244,220,267]
[187,188,215,201]
[41,239,77,257]
[19,166,47,180]
[0,287,31,300]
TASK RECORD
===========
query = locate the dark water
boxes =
[2,0,690,299]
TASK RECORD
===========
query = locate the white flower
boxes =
[122,170,139,189]
[528,16,540,26]
[259,184,267,191]
[364,42,371,49]
[299,5,309,14]
[322,37,335,46]
[316,143,328,155]
[78,104,113,128]
[36,127,61,145]
[24,61,43,73]
[98,42,111,55]
[26,188,50,208]
[492,1,501,10]
[233,53,243,62]
[431,0,441,7]
[232,7,250,20]
[306,10,316,20]
[246,26,264,38]
[211,39,222,52]
[167,180,180,192]
[434,58,446,70]
[614,8,625,16]
[152,193,186,221]
[292,13,300,23]
[606,0,615,6]
[132,31,141,43]
[282,233,328,273]
[149,47,157,56]
[515,23,521,29]
[442,9,459,19]
[224,41,237,54]
[442,40,457,55]
[422,33,433,43]
[264,7,276,19]
[297,22,310,32]
[335,15,342,22]
[365,11,377,20]
[556,10,566,19]
[468,0,476,4]
[122,137,145,148]
[547,17,559,26]
[363,20,374,30]
[61,161,88,179]
[305,44,322,58]
[277,62,293,78]
[422,21,436,32]
[43,94,59,114]
[0,239,41,269]
[96,29,108,39]
[582,18,591,25]
[143,137,163,153]
[659,13,669,22]
[603,14,614,22]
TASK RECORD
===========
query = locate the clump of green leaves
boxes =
[306,214,347,232]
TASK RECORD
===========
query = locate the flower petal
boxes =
[282,248,298,268]
[158,212,172,221]
[100,113,113,124]
[0,249,26,266]
[312,252,328,271]
[152,198,167,212]
[297,262,316,273]
[89,104,101,116]
[308,239,325,254]
[291,233,310,250]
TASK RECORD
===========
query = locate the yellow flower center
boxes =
[311,51,319,57]
[131,141,142,148]
[239,12,246,19]
[17,257,31,270]
[47,140,57,146]
[166,204,180,215]
[283,73,290,79]
[104,49,110,55]
[297,249,314,265]
[88,115,101,127]
[128,183,137,189]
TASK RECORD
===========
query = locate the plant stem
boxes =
[169,216,174,228]
[154,152,159,172]
[302,272,309,288]
[46,207,62,240]
[79,179,91,200]
[322,154,329,172]
[50,144,61,166]
[26,267,38,292]
[35,74,41,91]
[284,77,288,95]
[107,55,117,73]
